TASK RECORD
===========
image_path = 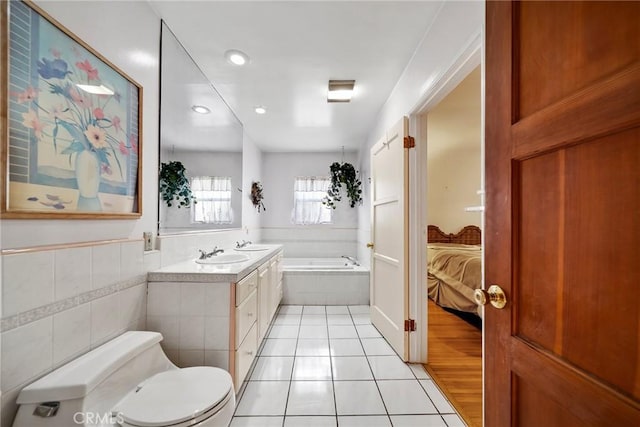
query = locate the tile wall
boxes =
[261,228,357,259]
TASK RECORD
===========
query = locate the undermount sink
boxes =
[234,244,271,252]
[195,253,250,264]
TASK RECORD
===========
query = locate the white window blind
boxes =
[291,176,332,225]
[191,176,234,224]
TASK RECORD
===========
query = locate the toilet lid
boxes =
[114,367,233,427]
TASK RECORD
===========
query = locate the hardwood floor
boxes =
[425,299,482,427]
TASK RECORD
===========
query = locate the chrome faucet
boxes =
[198,247,225,259]
[236,240,252,248]
[341,255,360,266]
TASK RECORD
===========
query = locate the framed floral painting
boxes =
[1,0,142,218]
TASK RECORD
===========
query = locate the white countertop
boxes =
[148,244,283,283]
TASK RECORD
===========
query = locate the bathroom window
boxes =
[191,176,234,224]
[291,176,332,225]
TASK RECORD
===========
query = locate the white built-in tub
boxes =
[282,258,370,305]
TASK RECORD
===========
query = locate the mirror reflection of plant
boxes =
[251,181,266,212]
[323,162,363,209]
[159,161,195,208]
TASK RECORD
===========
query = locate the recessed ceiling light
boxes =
[191,105,210,114]
[254,106,267,115]
[327,80,355,103]
[225,49,249,66]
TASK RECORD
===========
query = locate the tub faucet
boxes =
[341,255,360,266]
[236,240,252,248]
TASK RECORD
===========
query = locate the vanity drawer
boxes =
[235,288,257,345]
[234,322,258,389]
[236,269,258,306]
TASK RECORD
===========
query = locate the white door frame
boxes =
[406,32,483,362]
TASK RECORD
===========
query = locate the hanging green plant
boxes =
[251,181,266,212]
[159,161,195,208]
[323,162,363,209]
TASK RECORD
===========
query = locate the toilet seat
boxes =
[114,367,233,427]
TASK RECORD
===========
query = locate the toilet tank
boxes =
[12,331,176,427]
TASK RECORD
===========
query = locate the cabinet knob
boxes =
[246,351,254,356]
[247,312,254,317]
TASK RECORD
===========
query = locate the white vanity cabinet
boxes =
[147,247,283,391]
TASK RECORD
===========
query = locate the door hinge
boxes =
[403,135,415,149]
[404,318,416,332]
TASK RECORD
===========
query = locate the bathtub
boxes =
[282,258,370,305]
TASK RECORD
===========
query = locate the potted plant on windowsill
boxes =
[323,162,363,209]
[159,161,195,208]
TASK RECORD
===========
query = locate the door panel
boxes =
[370,117,409,359]
[486,1,640,425]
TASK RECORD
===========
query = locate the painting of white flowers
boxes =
[2,0,142,217]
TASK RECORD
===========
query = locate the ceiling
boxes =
[148,1,443,152]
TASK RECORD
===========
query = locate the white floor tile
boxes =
[328,325,358,339]
[390,415,447,427]
[269,325,299,339]
[327,314,353,325]
[299,325,329,339]
[329,338,365,356]
[274,314,302,325]
[250,357,294,381]
[301,315,328,325]
[296,339,330,356]
[331,357,373,380]
[304,306,326,314]
[420,380,455,413]
[337,416,391,427]
[334,381,386,415]
[293,357,332,380]
[442,414,467,427]
[286,381,336,416]
[235,381,290,416]
[279,305,303,314]
[284,416,337,426]
[326,306,349,314]
[231,416,284,427]
[409,363,430,379]
[351,314,371,325]
[368,356,415,379]
[348,305,370,314]
[356,324,381,338]
[377,380,438,415]
[361,338,396,356]
[261,339,298,356]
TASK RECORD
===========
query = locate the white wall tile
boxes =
[55,247,91,301]
[143,250,161,272]
[91,243,121,289]
[1,317,53,392]
[204,316,230,350]
[180,349,204,367]
[205,283,231,314]
[2,252,54,316]
[147,315,180,349]
[52,304,91,367]
[120,241,144,280]
[180,283,206,315]
[204,350,230,371]
[90,293,121,347]
[1,387,21,427]
[147,283,180,316]
[119,284,147,328]
[180,316,205,349]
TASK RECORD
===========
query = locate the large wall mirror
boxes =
[159,22,243,234]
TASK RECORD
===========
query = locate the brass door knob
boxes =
[366,242,374,248]
[474,284,507,309]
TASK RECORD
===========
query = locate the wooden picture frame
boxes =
[1,0,142,218]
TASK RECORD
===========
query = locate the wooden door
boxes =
[370,117,410,359]
[485,1,640,425]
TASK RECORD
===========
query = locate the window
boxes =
[291,176,332,225]
[191,176,234,224]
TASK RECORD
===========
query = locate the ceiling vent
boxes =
[327,80,355,103]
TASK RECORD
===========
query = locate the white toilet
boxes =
[12,331,235,427]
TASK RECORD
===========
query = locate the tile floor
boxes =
[231,305,467,427]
